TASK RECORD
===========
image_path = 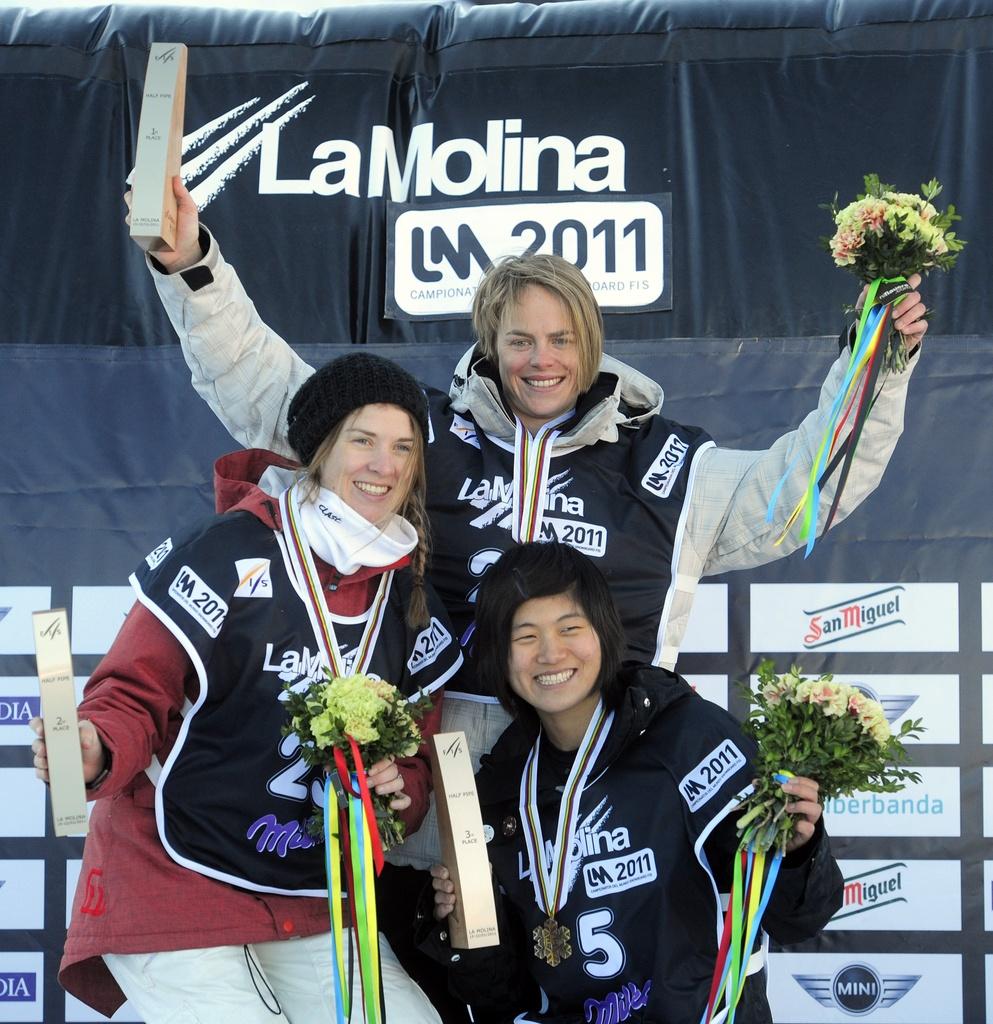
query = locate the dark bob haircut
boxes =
[474,542,627,731]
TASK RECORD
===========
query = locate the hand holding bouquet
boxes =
[825,173,965,371]
[737,661,924,853]
[282,671,432,851]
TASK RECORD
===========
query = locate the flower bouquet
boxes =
[736,661,923,853]
[282,671,431,851]
[702,662,923,1024]
[824,173,965,372]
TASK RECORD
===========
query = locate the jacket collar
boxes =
[449,344,665,447]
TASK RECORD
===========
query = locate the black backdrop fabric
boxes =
[0,2,992,1023]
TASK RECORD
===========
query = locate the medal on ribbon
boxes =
[518,701,613,967]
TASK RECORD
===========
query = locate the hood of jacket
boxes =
[475,665,694,807]
[213,448,300,523]
[449,344,665,448]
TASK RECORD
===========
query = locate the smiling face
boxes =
[496,285,582,433]
[507,591,603,749]
[316,403,417,526]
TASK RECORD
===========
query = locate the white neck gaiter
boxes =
[294,484,417,576]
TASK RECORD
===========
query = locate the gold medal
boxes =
[532,916,572,966]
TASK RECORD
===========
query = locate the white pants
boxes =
[103,932,441,1024]
[386,697,512,870]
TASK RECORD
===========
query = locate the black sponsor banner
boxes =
[1,1,991,347]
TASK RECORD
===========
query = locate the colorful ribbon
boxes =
[765,276,911,557]
[325,741,386,1024]
[701,840,783,1024]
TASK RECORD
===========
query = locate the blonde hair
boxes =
[302,408,431,628]
[471,252,604,393]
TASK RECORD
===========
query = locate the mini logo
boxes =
[0,972,36,1001]
[145,538,173,570]
[464,548,505,607]
[641,434,690,497]
[234,558,273,598]
[168,566,228,637]
[803,586,905,649]
[450,413,480,449]
[795,962,919,1014]
[407,617,453,674]
[155,46,179,64]
[80,868,106,917]
[836,863,907,920]
[0,697,40,723]
[679,740,745,812]
[317,503,342,523]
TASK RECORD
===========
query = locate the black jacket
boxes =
[419,666,843,1023]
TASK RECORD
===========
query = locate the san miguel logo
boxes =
[835,863,907,921]
[179,85,627,211]
[802,585,905,649]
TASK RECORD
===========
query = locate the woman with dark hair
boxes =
[424,543,843,1024]
[31,352,462,1023]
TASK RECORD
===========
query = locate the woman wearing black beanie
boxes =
[36,352,462,1023]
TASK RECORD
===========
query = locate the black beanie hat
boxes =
[286,352,430,467]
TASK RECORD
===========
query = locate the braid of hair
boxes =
[403,488,432,629]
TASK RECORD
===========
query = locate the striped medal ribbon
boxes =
[519,700,614,967]
[512,417,563,542]
[279,483,393,677]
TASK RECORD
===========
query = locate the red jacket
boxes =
[60,449,443,1016]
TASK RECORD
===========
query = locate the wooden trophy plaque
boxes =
[429,731,500,948]
[31,609,88,837]
[130,43,187,252]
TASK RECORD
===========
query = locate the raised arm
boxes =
[127,176,313,455]
[686,276,927,577]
